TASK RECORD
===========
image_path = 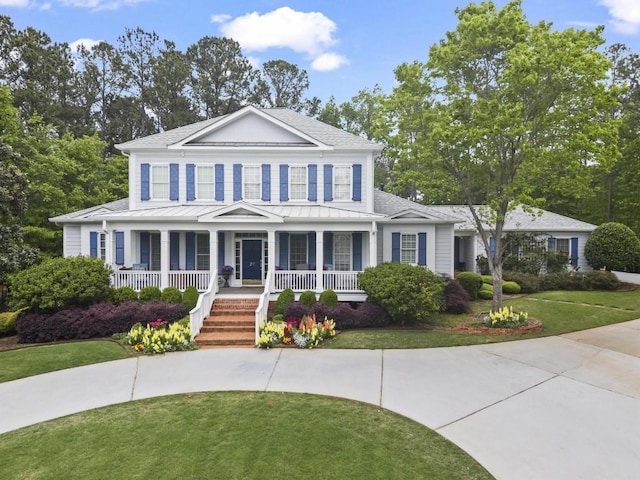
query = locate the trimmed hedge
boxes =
[502,271,540,293]
[299,290,317,307]
[139,286,162,302]
[111,286,138,304]
[182,286,199,311]
[15,301,187,344]
[274,288,295,316]
[502,281,521,294]
[456,272,483,300]
[318,289,338,307]
[479,284,494,300]
[284,301,391,330]
[161,287,183,304]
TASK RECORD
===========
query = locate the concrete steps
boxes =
[195,297,259,348]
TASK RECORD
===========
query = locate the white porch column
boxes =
[209,229,218,287]
[268,230,276,292]
[370,221,378,267]
[160,230,169,289]
[315,230,324,293]
[102,220,114,270]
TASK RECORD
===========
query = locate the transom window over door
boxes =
[197,166,215,200]
[401,233,417,264]
[243,166,261,200]
[333,166,351,201]
[290,234,308,268]
[290,166,307,201]
[334,233,352,271]
[151,166,169,199]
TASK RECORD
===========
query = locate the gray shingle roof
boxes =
[373,189,463,223]
[115,107,382,151]
[49,198,130,222]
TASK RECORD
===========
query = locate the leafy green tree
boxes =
[381,1,619,309]
[260,59,310,111]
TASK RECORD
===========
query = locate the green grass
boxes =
[0,341,131,383]
[0,392,494,480]
[327,289,640,349]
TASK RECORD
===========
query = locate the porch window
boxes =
[243,166,261,200]
[334,233,352,271]
[290,234,308,268]
[401,233,417,264]
[150,233,161,270]
[150,165,169,200]
[290,166,307,201]
[197,166,215,200]
[196,233,210,270]
[333,166,351,201]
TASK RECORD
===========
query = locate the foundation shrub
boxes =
[456,272,483,300]
[160,287,182,304]
[139,286,162,302]
[15,301,186,343]
[318,289,338,307]
[502,272,540,293]
[298,290,317,307]
[111,286,138,304]
[479,283,494,300]
[283,302,311,321]
[580,270,619,290]
[311,302,391,329]
[443,279,472,314]
[274,288,295,316]
[182,286,199,311]
[501,281,521,294]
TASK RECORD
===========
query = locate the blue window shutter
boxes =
[279,232,289,269]
[262,164,271,201]
[140,232,150,268]
[570,237,579,267]
[233,164,242,201]
[547,236,556,251]
[169,163,179,201]
[215,164,224,201]
[308,164,317,201]
[418,232,427,266]
[353,232,362,270]
[308,232,316,266]
[323,232,333,266]
[170,232,180,270]
[392,232,400,262]
[489,237,496,258]
[280,164,289,201]
[352,164,362,201]
[115,231,125,265]
[141,163,150,201]
[324,164,333,201]
[89,232,98,258]
[218,232,225,273]
[185,232,195,270]
[186,164,195,201]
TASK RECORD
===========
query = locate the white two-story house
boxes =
[50,106,461,303]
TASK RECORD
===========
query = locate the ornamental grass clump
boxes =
[483,306,528,329]
[258,314,335,349]
[123,319,197,354]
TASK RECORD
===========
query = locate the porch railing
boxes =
[111,270,210,292]
[255,269,273,345]
[189,276,218,339]
[273,270,360,292]
[168,271,210,291]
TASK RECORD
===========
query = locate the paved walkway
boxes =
[1,320,639,480]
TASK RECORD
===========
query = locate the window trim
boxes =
[242,164,262,201]
[400,233,417,265]
[149,164,169,200]
[333,165,352,201]
[289,165,308,201]
[195,165,216,201]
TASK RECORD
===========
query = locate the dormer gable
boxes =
[197,202,284,223]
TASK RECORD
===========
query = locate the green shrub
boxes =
[318,289,338,307]
[0,309,25,336]
[139,286,162,302]
[585,222,640,272]
[539,271,580,291]
[502,271,540,293]
[112,286,138,304]
[274,288,295,316]
[299,290,317,306]
[580,270,619,290]
[8,256,112,310]
[502,281,521,294]
[271,313,284,323]
[357,262,445,324]
[479,283,494,300]
[481,275,493,285]
[476,255,490,274]
[182,286,199,311]
[161,287,183,304]
[456,272,483,300]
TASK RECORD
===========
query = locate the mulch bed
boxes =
[443,318,543,336]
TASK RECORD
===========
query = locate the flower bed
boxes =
[258,314,335,349]
[122,319,198,354]
[483,306,528,328]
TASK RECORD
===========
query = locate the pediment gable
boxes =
[388,209,436,220]
[197,202,283,223]
[174,106,325,149]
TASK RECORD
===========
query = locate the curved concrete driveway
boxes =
[1,320,639,480]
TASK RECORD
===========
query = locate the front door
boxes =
[242,239,262,282]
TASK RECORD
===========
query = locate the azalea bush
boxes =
[483,306,529,329]
[123,319,198,354]
[258,314,335,349]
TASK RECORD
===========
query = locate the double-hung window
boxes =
[150,165,169,200]
[243,166,261,200]
[196,233,210,270]
[290,166,307,201]
[555,238,570,257]
[196,166,215,200]
[333,233,352,271]
[290,234,308,267]
[333,166,351,201]
[401,233,417,264]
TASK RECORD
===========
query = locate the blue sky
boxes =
[3,0,640,104]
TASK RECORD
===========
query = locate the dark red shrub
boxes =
[311,302,391,330]
[444,279,472,314]
[283,302,311,321]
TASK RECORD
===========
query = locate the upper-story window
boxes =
[196,166,215,200]
[333,166,352,201]
[290,166,307,201]
[243,166,261,200]
[151,165,169,199]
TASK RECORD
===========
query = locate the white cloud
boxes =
[599,0,640,34]
[216,6,348,71]
[69,37,101,52]
[311,52,349,72]
[39,1,52,9]
[58,0,148,11]
[0,0,30,6]
[210,13,231,24]
[246,55,261,69]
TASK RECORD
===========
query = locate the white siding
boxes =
[435,224,454,276]
[64,225,81,257]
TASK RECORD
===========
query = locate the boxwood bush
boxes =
[502,281,521,294]
[182,286,199,311]
[585,222,640,272]
[318,289,338,307]
[161,286,182,304]
[479,283,494,300]
[456,272,483,300]
[15,301,187,344]
[299,290,317,306]
[274,288,295,316]
[139,286,162,302]
[111,286,138,304]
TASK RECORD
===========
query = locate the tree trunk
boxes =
[491,262,503,312]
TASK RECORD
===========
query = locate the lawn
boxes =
[0,340,132,383]
[326,288,640,349]
[0,391,494,480]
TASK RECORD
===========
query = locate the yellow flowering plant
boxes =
[483,306,528,328]
[258,314,336,349]
[123,319,198,354]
